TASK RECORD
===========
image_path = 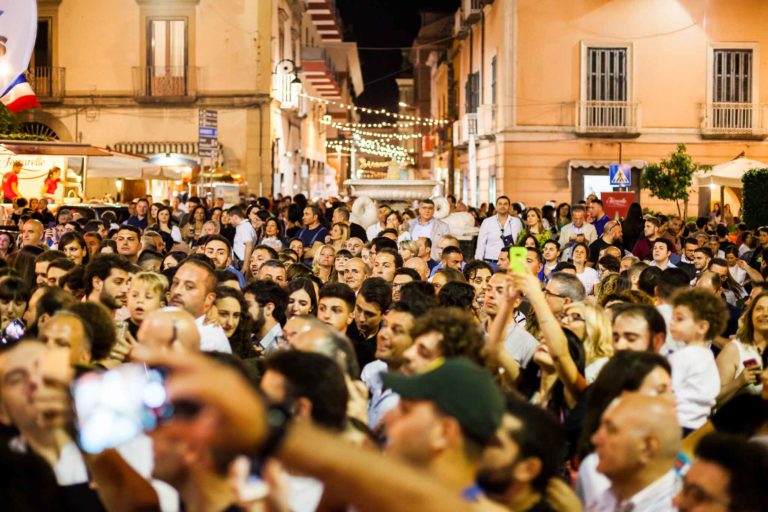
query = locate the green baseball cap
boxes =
[382,358,504,445]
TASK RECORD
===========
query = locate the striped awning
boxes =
[114,141,199,156]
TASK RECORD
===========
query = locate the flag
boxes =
[0,0,39,112]
[0,73,39,113]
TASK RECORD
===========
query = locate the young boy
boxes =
[317,282,355,333]
[668,288,727,434]
[126,271,168,338]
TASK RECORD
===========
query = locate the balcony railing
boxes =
[701,102,768,137]
[132,66,198,102]
[26,67,65,100]
[576,101,640,134]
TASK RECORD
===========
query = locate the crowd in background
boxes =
[0,186,766,512]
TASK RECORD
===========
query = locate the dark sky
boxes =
[337,0,459,120]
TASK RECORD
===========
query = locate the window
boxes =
[465,71,480,113]
[586,47,627,102]
[583,46,629,129]
[712,49,753,129]
[147,19,188,96]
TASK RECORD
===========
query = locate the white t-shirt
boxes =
[195,316,233,353]
[669,344,720,429]
[503,321,538,369]
[233,220,255,261]
[576,267,600,295]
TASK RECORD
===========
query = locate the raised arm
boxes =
[508,272,587,399]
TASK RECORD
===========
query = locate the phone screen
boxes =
[509,247,528,274]
[72,364,172,453]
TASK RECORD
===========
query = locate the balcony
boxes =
[701,102,768,139]
[26,67,65,101]
[576,101,640,137]
[300,47,341,99]
[132,66,198,103]
[462,0,483,24]
[306,0,343,42]
[476,104,497,138]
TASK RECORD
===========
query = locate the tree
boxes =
[741,169,768,229]
[640,143,698,219]
[0,104,47,140]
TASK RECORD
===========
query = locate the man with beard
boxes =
[477,398,567,511]
[168,258,231,353]
[244,279,288,353]
[84,253,133,312]
[360,298,423,429]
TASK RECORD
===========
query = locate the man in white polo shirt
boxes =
[228,205,255,272]
[475,195,522,265]
[168,258,231,353]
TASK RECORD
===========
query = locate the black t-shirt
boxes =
[588,237,622,265]
[346,323,376,375]
[350,222,368,242]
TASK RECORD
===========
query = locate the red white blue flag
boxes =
[0,1,39,113]
[1,73,40,112]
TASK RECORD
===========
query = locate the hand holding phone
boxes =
[509,247,528,275]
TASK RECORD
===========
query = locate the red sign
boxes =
[602,192,636,219]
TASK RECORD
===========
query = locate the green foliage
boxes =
[640,143,698,218]
[742,168,768,229]
[0,104,49,141]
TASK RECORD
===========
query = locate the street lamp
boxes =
[273,59,302,109]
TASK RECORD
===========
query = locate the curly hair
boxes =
[409,307,485,367]
[672,288,728,340]
[736,291,768,347]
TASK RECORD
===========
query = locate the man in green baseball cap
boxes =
[382,358,505,503]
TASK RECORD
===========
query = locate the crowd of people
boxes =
[0,189,766,512]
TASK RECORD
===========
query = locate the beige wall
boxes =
[448,0,768,214]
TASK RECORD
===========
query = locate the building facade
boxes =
[427,0,768,214]
[23,0,360,200]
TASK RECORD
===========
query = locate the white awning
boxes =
[87,153,181,180]
[694,156,768,189]
[567,159,646,187]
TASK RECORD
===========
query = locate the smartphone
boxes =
[509,247,528,274]
[72,364,173,454]
[1,319,25,347]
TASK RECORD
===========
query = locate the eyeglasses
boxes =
[544,288,567,300]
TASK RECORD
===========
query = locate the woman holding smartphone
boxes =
[716,292,767,406]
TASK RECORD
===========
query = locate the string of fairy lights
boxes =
[301,92,449,126]
[321,117,423,140]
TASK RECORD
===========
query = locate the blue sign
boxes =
[198,127,218,137]
[609,164,631,187]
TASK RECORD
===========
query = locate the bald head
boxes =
[593,393,680,487]
[404,256,429,281]
[22,219,44,247]
[137,308,200,352]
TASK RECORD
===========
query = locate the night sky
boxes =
[337,0,459,119]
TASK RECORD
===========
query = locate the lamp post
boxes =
[273,59,302,109]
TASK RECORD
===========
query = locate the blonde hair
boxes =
[570,302,614,364]
[312,244,336,275]
[331,222,350,244]
[130,271,169,298]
